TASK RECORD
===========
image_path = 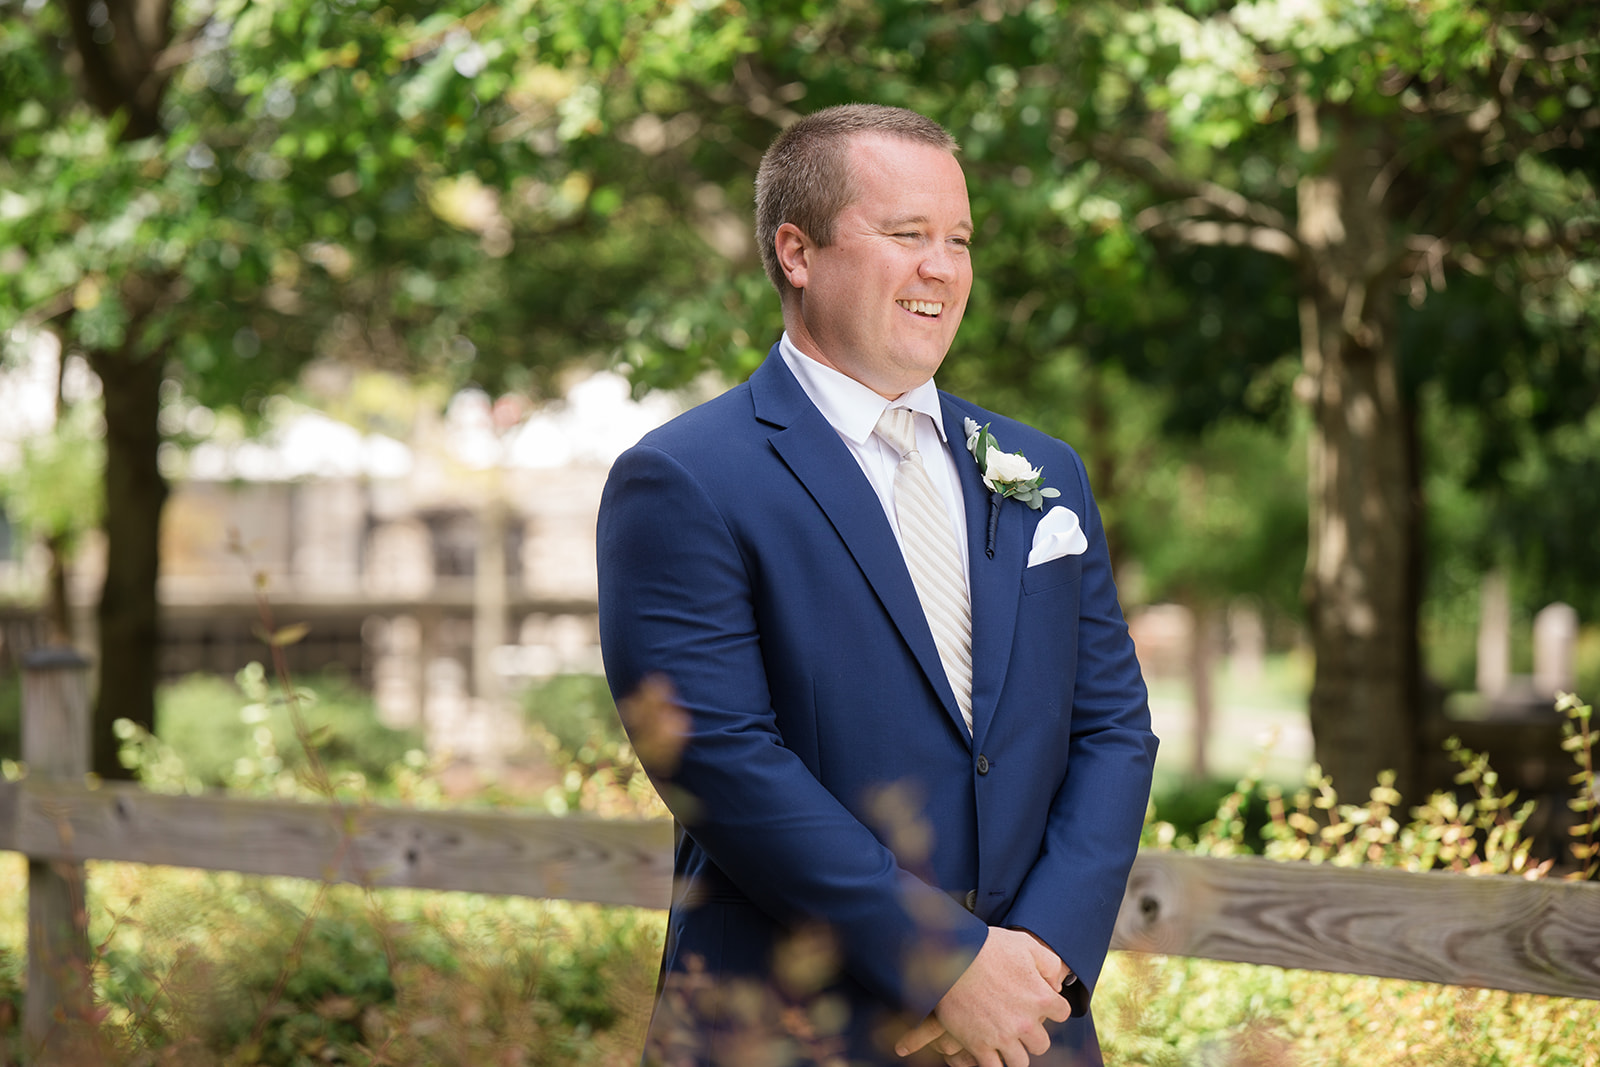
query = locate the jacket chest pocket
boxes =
[1021,554,1083,595]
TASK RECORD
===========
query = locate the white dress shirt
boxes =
[779,333,971,590]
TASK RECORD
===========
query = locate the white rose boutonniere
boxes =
[963,418,1060,511]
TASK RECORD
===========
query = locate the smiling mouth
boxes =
[897,299,943,318]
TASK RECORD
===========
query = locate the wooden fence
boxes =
[3,648,1599,1060]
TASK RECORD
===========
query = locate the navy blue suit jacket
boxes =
[597,347,1157,1065]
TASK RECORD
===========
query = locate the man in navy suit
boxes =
[597,104,1157,1067]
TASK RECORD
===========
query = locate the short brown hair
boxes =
[754,104,959,298]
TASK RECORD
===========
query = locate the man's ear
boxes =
[774,222,811,291]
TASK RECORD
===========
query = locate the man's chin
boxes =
[886,351,952,391]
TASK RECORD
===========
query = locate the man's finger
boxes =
[1042,957,1071,988]
[996,1039,1029,1067]
[942,1051,978,1067]
[1017,930,1070,989]
[1043,992,1072,1025]
[896,1015,947,1058]
[1021,1024,1052,1057]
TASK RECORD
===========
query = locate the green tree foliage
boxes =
[0,0,755,775]
[0,383,104,643]
[4,0,1596,801]
[593,0,1600,799]
[1027,0,1600,800]
[0,399,103,554]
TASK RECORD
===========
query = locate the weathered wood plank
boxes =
[1111,851,1600,1000]
[0,779,675,910]
[20,647,95,1057]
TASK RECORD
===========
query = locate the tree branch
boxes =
[16,289,78,333]
[150,12,220,74]
[1090,133,1296,235]
[1145,217,1302,260]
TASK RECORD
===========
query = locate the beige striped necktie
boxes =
[875,407,974,733]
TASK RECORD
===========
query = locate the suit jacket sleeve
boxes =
[1000,451,1157,1009]
[597,442,989,1017]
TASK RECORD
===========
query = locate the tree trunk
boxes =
[43,337,76,647]
[1296,98,1422,803]
[44,533,74,645]
[60,0,172,142]
[56,0,180,781]
[1186,598,1220,781]
[85,343,167,780]
[1081,364,1124,578]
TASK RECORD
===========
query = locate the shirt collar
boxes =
[779,332,948,447]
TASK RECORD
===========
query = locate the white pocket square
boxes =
[1028,506,1088,567]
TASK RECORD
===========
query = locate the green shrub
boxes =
[1098,952,1600,1067]
[76,861,662,1067]
[145,665,422,793]
[521,672,626,755]
[1148,776,1272,853]
[168,905,405,1062]
[518,672,668,820]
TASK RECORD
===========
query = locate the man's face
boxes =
[779,134,973,399]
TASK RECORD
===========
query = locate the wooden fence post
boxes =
[20,646,95,1061]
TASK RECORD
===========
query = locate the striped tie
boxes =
[876,407,974,734]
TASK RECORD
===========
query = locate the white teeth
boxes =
[898,299,943,317]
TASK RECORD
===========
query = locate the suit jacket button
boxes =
[975,754,990,775]
[964,890,977,912]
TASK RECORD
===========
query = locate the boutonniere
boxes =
[964,418,1059,510]
[964,418,1060,559]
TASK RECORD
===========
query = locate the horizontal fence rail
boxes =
[1112,850,1600,1001]
[0,778,676,908]
[5,776,1599,1001]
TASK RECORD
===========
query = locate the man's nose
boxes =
[919,244,960,281]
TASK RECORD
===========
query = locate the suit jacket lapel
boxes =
[942,399,1026,748]
[751,352,968,737]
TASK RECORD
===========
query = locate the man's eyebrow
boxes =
[880,213,975,233]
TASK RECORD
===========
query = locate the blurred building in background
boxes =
[0,359,680,763]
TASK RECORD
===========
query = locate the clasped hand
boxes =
[894,926,1072,1067]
